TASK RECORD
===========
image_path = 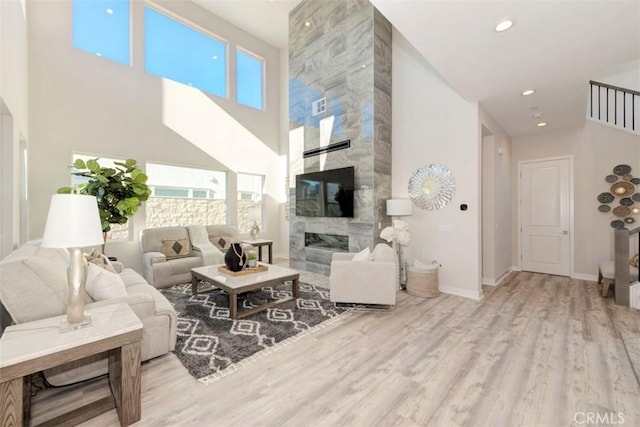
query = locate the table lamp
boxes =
[247,205,261,240]
[41,194,104,330]
[386,198,412,287]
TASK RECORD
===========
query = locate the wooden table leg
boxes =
[191,273,199,295]
[230,292,238,319]
[257,246,264,262]
[268,243,273,264]
[108,341,141,426]
[292,277,299,299]
[0,377,25,426]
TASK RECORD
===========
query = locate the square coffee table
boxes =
[191,263,300,319]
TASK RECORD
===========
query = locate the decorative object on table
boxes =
[224,242,246,272]
[408,164,456,210]
[246,250,258,268]
[216,264,268,276]
[384,199,412,287]
[41,193,104,330]
[57,158,151,251]
[160,281,349,384]
[598,164,638,228]
[247,205,261,240]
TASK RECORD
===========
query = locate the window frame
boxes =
[144,3,230,99]
[236,47,266,110]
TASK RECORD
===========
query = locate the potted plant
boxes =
[246,250,258,268]
[58,158,151,251]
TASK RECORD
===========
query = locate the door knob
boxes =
[560,230,568,235]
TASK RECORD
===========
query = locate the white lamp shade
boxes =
[386,199,412,216]
[41,194,105,248]
[247,206,261,222]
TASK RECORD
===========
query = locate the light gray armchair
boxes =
[329,243,398,306]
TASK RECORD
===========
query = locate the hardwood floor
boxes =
[30,270,640,426]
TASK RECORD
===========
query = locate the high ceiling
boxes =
[192,0,640,139]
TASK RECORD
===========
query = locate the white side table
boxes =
[0,303,143,426]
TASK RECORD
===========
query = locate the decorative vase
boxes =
[224,243,246,272]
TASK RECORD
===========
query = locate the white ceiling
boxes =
[193,0,640,139]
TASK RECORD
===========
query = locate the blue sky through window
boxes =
[237,50,264,110]
[72,0,131,66]
[145,7,227,98]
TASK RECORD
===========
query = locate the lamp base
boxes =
[59,314,92,333]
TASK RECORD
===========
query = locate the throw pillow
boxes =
[85,249,117,273]
[209,234,233,251]
[353,246,372,261]
[161,238,190,259]
[372,243,396,263]
[631,253,639,268]
[85,263,127,301]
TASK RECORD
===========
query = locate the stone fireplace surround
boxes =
[288,0,392,275]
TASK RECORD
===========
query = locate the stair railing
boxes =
[589,80,639,133]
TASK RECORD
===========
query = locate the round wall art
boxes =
[598,164,638,228]
[408,164,455,210]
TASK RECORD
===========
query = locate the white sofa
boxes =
[329,243,398,306]
[140,224,243,289]
[0,240,177,386]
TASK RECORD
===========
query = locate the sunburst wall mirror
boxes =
[408,164,456,210]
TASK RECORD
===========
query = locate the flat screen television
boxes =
[295,166,354,218]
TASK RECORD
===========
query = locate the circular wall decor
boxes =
[408,164,455,210]
[611,181,635,197]
[599,165,638,228]
[611,220,625,229]
[598,192,615,203]
[613,164,632,176]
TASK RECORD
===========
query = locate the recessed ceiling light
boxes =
[212,55,218,60]
[96,52,102,57]
[495,19,514,32]
[533,112,542,118]
[106,8,114,15]
[304,21,311,27]
[537,122,548,127]
[521,89,535,96]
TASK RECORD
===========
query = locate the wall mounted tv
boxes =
[295,166,355,218]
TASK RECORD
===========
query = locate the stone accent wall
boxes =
[145,197,259,232]
[289,0,392,275]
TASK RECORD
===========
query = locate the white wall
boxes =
[0,0,28,258]
[512,122,640,279]
[27,0,283,271]
[0,0,28,136]
[392,29,482,300]
[479,107,512,285]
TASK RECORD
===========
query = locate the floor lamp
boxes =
[41,194,104,331]
[386,198,412,287]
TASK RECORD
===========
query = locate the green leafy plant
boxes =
[247,251,257,260]
[58,158,151,234]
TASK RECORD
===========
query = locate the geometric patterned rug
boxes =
[160,282,350,385]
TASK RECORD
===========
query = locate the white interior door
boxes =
[520,158,571,276]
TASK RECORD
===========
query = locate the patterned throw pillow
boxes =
[209,234,233,251]
[161,238,190,259]
[631,253,639,268]
[85,249,117,273]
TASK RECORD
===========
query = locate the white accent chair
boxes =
[329,243,398,306]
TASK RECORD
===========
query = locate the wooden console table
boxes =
[242,239,273,264]
[0,303,143,426]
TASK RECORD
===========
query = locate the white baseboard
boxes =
[511,265,521,272]
[439,284,483,301]
[571,272,598,282]
[483,268,512,286]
